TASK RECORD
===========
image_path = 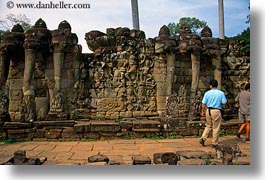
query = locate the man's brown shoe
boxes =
[236,133,241,139]
[199,139,205,146]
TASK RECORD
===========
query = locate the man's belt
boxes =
[207,107,220,116]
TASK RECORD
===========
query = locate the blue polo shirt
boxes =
[202,88,227,110]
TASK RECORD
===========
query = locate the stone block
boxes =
[96,112,106,118]
[175,150,210,160]
[132,155,151,165]
[45,69,54,79]
[153,67,164,74]
[132,120,160,130]
[177,158,207,165]
[88,154,109,163]
[35,97,49,121]
[156,96,166,104]
[34,129,46,138]
[14,150,27,165]
[62,128,83,139]
[153,152,179,165]
[119,111,133,118]
[10,90,23,101]
[9,101,21,112]
[83,133,100,140]
[119,120,133,130]
[9,79,23,90]
[105,112,120,119]
[90,120,120,133]
[74,122,91,133]
[153,74,166,81]
[157,89,167,96]
[46,129,62,139]
[156,82,167,90]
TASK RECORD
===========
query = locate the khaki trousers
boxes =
[201,109,222,145]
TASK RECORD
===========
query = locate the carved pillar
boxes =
[154,25,177,117]
[166,52,175,95]
[154,54,167,116]
[53,44,64,91]
[212,55,222,89]
[22,18,51,121]
[191,52,200,92]
[0,24,25,91]
[0,51,10,90]
[23,49,36,94]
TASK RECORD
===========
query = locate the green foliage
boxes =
[228,27,250,52]
[227,3,250,52]
[168,130,177,139]
[3,138,17,144]
[146,132,164,140]
[246,3,250,24]
[168,17,207,36]
[123,134,131,140]
[219,128,226,137]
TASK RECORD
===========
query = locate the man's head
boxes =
[245,83,250,91]
[209,79,218,88]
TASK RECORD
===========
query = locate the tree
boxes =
[167,17,207,36]
[0,14,31,33]
[229,4,250,52]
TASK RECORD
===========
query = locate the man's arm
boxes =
[201,103,206,117]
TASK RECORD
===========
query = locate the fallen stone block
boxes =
[132,155,151,165]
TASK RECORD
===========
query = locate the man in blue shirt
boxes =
[199,79,227,147]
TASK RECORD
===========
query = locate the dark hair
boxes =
[209,79,218,88]
[245,83,250,90]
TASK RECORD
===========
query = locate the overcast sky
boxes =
[1,0,250,53]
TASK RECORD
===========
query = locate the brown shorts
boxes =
[238,111,250,122]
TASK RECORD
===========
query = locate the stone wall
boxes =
[0,19,250,140]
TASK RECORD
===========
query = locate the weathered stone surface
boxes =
[1,150,47,165]
[153,152,179,165]
[176,150,210,160]
[1,20,249,140]
[177,158,207,165]
[0,154,13,165]
[214,144,242,159]
[88,153,109,163]
[3,122,32,129]
[132,155,151,165]
[33,120,75,129]
[90,120,120,133]
[132,120,160,130]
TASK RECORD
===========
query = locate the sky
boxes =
[0,0,250,53]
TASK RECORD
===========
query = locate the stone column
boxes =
[218,0,225,39]
[0,52,10,90]
[23,49,36,94]
[53,45,64,91]
[191,52,200,92]
[154,53,176,117]
[131,0,140,30]
[154,54,169,117]
[166,53,175,95]
[212,55,222,89]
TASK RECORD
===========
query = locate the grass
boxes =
[123,134,131,140]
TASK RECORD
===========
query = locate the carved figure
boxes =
[0,24,25,90]
[0,91,9,121]
[50,91,64,112]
